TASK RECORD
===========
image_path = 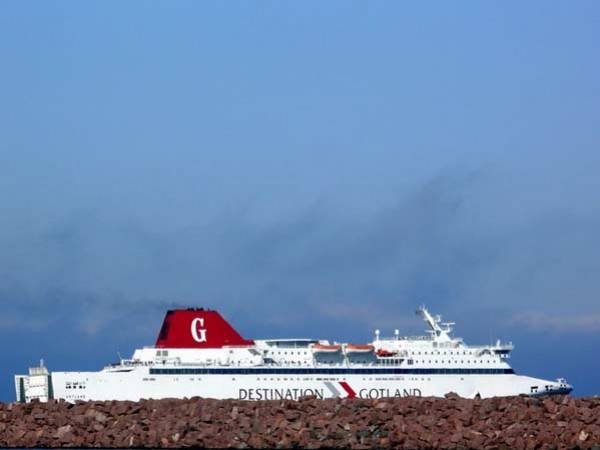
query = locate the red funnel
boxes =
[155,309,254,349]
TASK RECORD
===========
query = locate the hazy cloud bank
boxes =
[511,312,600,333]
[1,167,599,339]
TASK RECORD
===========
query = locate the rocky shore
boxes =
[0,395,599,449]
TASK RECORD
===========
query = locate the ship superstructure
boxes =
[15,306,572,402]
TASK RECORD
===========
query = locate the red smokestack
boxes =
[155,308,254,349]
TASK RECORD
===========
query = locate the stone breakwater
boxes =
[0,395,599,449]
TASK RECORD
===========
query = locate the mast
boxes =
[416,306,455,342]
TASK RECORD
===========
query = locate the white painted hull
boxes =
[51,368,568,402]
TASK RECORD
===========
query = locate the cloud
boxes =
[0,316,50,332]
[1,166,600,339]
[510,312,600,333]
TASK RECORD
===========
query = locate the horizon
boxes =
[2,1,599,401]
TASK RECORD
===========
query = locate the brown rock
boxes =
[579,429,590,442]
[289,420,303,431]
[1,395,599,448]
[94,411,108,423]
[53,424,72,439]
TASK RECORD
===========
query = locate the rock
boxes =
[54,424,72,439]
[579,429,590,442]
[94,411,108,423]
[1,395,599,448]
[289,420,302,431]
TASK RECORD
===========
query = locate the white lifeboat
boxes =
[311,344,342,354]
[345,344,375,354]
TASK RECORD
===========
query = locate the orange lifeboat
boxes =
[376,349,398,358]
[345,344,375,354]
[311,344,342,354]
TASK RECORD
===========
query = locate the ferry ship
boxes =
[15,306,572,402]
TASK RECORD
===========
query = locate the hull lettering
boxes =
[239,388,324,400]
[358,388,422,399]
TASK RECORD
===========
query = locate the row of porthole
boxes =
[413,360,498,364]
[410,351,482,356]
[270,351,310,355]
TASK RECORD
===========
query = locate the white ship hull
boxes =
[51,369,570,402]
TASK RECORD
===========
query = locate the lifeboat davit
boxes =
[376,348,398,357]
[311,344,342,354]
[345,344,375,354]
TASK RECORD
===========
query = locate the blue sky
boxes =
[1,1,599,401]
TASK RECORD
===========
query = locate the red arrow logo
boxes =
[338,381,357,398]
